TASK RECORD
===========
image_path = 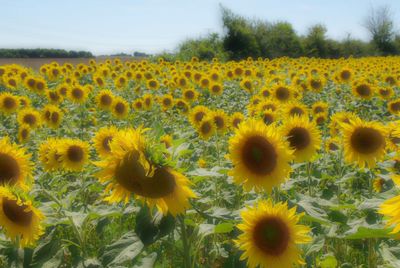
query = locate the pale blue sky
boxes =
[1,0,399,55]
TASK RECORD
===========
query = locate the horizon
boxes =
[1,0,399,56]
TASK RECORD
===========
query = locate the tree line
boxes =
[0,48,93,58]
[157,5,400,61]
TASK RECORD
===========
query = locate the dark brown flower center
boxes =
[67,145,84,162]
[253,217,290,256]
[102,136,113,152]
[200,121,212,135]
[289,107,304,117]
[263,114,274,125]
[287,127,311,151]
[350,127,384,154]
[115,102,126,114]
[390,101,400,112]
[195,111,205,122]
[2,197,33,226]
[72,88,83,99]
[276,87,290,101]
[100,94,112,106]
[356,84,371,97]
[3,97,17,110]
[340,70,351,80]
[0,153,20,185]
[23,114,36,126]
[242,135,277,175]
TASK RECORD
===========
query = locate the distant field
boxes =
[0,56,141,69]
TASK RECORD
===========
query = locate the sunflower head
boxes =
[236,200,311,268]
[0,186,44,247]
[228,119,293,192]
[341,118,387,168]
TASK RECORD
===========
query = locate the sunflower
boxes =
[0,186,44,247]
[341,118,387,168]
[272,85,294,103]
[147,79,159,90]
[132,99,144,111]
[196,116,216,140]
[94,129,196,216]
[211,110,229,134]
[112,97,130,119]
[33,78,47,94]
[387,122,400,151]
[0,92,19,114]
[93,126,119,157]
[42,105,63,129]
[160,94,174,111]
[189,105,209,127]
[18,125,31,143]
[160,134,173,149]
[379,190,400,234]
[18,96,31,108]
[282,102,309,118]
[228,119,293,192]
[95,90,114,110]
[46,90,63,104]
[17,108,41,129]
[378,87,394,100]
[373,178,384,193]
[175,99,190,115]
[352,81,375,99]
[388,99,400,116]
[280,116,321,162]
[261,109,277,125]
[209,83,223,96]
[235,199,311,268]
[182,88,198,102]
[231,112,245,129]
[38,139,63,171]
[312,101,328,115]
[24,76,36,91]
[0,137,32,190]
[325,137,341,152]
[314,113,328,125]
[69,86,88,104]
[59,139,90,171]
[142,94,153,110]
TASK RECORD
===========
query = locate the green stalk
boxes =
[179,215,191,268]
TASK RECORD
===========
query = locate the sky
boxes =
[1,0,399,55]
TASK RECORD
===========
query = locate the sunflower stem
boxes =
[179,215,191,268]
[307,162,313,196]
[15,236,21,268]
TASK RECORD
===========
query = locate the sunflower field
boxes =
[0,56,400,268]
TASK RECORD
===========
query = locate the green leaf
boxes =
[344,226,394,239]
[101,231,144,266]
[319,255,338,268]
[31,229,61,268]
[214,223,234,234]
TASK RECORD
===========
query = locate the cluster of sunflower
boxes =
[0,55,400,267]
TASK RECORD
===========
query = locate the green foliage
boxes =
[0,48,93,58]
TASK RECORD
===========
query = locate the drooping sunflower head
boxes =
[228,119,293,192]
[236,199,311,268]
[325,137,341,153]
[59,139,90,171]
[260,109,277,126]
[378,87,394,100]
[341,118,387,168]
[0,138,32,190]
[93,126,119,157]
[160,134,173,149]
[280,116,321,162]
[0,186,44,247]
[312,101,328,115]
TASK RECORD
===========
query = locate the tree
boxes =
[304,24,329,57]
[363,5,397,55]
